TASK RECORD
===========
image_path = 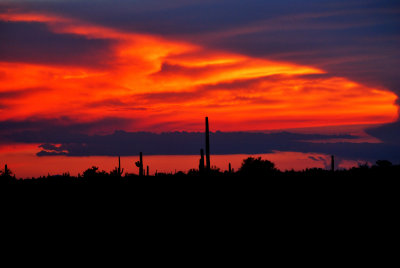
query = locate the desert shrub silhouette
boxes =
[110,167,124,177]
[238,157,277,177]
[375,160,392,168]
[82,166,109,183]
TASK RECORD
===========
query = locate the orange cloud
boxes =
[0,11,397,132]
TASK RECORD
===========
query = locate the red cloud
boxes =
[0,11,397,133]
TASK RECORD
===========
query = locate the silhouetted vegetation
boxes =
[0,164,16,184]
[238,157,277,177]
[135,152,144,176]
[1,118,399,184]
[1,157,399,184]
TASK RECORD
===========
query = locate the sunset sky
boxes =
[0,0,399,176]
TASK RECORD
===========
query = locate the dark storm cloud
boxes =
[366,121,400,145]
[2,0,270,35]
[32,130,358,157]
[33,131,400,163]
[0,87,46,99]
[0,21,114,67]
[308,156,326,162]
[0,87,48,109]
[0,117,134,144]
[133,78,284,105]
[136,91,205,103]
[1,116,399,162]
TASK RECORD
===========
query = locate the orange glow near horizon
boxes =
[0,143,361,178]
[0,11,398,133]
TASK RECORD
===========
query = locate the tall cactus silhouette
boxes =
[135,152,144,176]
[117,156,124,177]
[0,164,12,177]
[331,155,335,172]
[199,149,205,174]
[229,163,232,173]
[1,164,13,179]
[205,117,210,173]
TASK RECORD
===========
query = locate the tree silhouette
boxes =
[83,166,107,178]
[375,160,392,168]
[238,157,276,177]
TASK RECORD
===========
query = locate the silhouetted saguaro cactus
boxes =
[147,165,149,176]
[140,152,144,176]
[229,163,232,173]
[1,164,13,181]
[135,152,144,176]
[331,155,335,172]
[199,149,205,174]
[205,117,210,173]
[117,156,124,177]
